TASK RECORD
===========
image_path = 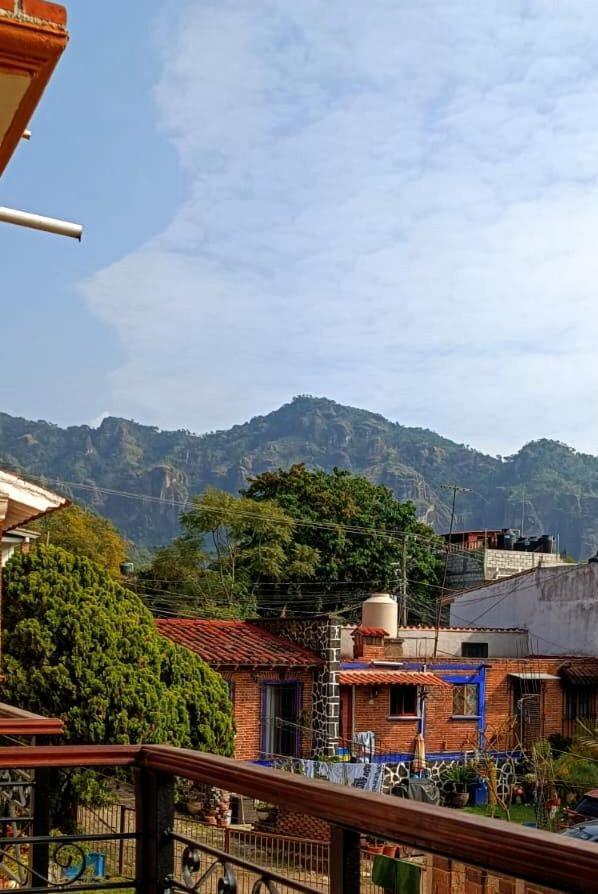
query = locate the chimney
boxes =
[351,626,389,660]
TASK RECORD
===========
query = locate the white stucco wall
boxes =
[340,623,528,659]
[450,563,598,656]
[398,627,529,658]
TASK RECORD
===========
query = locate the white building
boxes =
[449,563,598,656]
[340,621,529,660]
[397,625,529,659]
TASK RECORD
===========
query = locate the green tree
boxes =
[243,464,443,616]
[2,546,234,817]
[140,488,318,617]
[33,503,128,578]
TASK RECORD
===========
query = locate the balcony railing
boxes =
[0,744,593,893]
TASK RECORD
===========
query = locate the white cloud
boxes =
[82,0,598,453]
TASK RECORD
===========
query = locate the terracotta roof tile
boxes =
[339,670,451,688]
[156,619,323,668]
[352,626,389,638]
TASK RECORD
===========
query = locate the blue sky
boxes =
[4,0,598,455]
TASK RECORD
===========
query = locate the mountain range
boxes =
[1,396,597,558]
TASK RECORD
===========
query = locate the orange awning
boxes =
[0,2,68,177]
[339,670,451,687]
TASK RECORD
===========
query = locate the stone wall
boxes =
[257,617,341,755]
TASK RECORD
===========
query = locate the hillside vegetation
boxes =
[1,396,596,557]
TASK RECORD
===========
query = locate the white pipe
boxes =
[0,206,83,240]
[22,130,31,141]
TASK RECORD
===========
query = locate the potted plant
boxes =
[254,801,273,823]
[364,836,385,855]
[444,764,476,808]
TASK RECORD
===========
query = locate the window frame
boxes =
[388,684,420,720]
[461,642,489,658]
[452,682,480,718]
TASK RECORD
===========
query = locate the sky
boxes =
[4,0,598,456]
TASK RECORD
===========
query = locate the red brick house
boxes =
[156,619,326,761]
[340,627,598,763]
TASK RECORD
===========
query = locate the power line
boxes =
[434,483,472,656]
[1,465,484,559]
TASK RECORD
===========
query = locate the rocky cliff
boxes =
[0,397,595,556]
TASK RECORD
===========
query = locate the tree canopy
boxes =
[140,488,318,617]
[2,545,234,810]
[32,503,128,578]
[140,468,442,618]
[243,464,443,616]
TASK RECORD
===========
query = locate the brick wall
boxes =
[350,679,480,757]
[353,634,386,660]
[348,657,570,759]
[484,658,565,751]
[427,857,557,894]
[258,617,341,755]
[221,668,314,761]
[271,807,331,842]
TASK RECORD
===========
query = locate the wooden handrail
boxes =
[0,743,594,893]
[0,745,141,767]
[141,744,597,894]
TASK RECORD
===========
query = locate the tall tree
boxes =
[243,464,443,616]
[33,503,128,578]
[139,488,319,617]
[2,545,234,817]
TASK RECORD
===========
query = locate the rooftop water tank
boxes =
[362,592,398,637]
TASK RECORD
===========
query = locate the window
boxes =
[226,680,235,704]
[452,684,479,717]
[461,642,488,658]
[389,685,419,717]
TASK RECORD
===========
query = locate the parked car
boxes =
[560,820,598,843]
[567,790,598,825]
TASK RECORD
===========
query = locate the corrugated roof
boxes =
[156,619,323,668]
[560,661,598,685]
[339,670,451,688]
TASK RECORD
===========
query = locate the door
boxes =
[339,686,353,749]
[262,683,300,758]
[513,679,543,748]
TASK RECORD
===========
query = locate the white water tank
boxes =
[362,592,398,637]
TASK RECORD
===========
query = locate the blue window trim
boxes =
[338,661,488,746]
[259,679,302,760]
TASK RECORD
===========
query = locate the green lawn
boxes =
[463,803,537,825]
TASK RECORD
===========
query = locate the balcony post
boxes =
[135,767,174,894]
[31,767,50,888]
[329,825,360,894]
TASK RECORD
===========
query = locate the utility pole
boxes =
[400,536,408,627]
[433,483,472,657]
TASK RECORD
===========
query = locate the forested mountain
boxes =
[1,396,597,557]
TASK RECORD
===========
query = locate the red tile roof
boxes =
[156,619,323,668]
[352,626,389,638]
[339,670,451,687]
